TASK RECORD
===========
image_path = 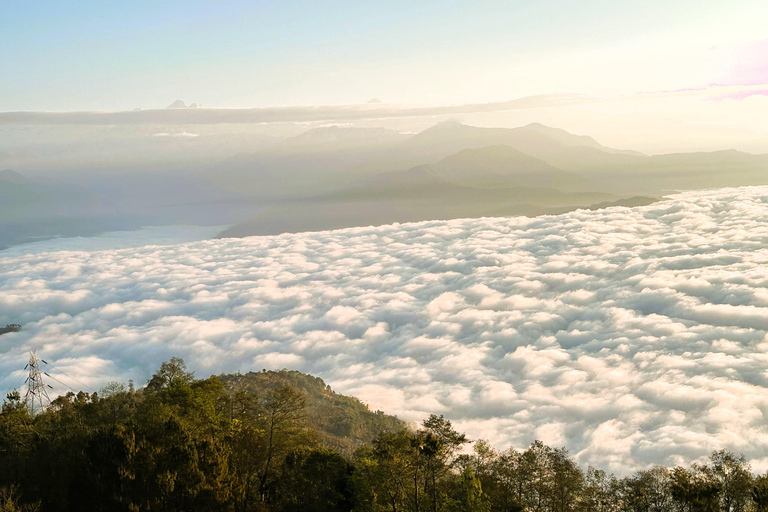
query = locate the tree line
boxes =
[1,358,768,512]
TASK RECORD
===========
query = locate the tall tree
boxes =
[709,450,752,512]
[670,465,722,512]
[752,474,768,512]
[228,384,314,510]
[276,448,355,512]
[581,467,620,512]
[450,467,490,512]
[545,446,583,512]
[420,415,468,512]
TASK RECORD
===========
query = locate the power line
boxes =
[40,360,98,393]
[43,372,80,394]
[6,366,27,395]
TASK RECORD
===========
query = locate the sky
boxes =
[2,1,768,111]
[5,186,768,473]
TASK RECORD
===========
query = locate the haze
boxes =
[3,0,768,477]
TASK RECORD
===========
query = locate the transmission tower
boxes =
[24,351,50,415]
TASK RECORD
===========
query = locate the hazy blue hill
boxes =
[218,126,410,198]
[0,168,33,184]
[587,195,659,209]
[271,125,409,151]
[345,165,446,194]
[322,177,616,206]
[486,194,657,217]
[648,149,768,180]
[216,134,665,238]
[353,120,650,180]
[520,122,645,156]
[220,369,405,455]
[217,190,630,238]
[329,146,593,199]
[210,121,767,238]
[394,120,524,161]
[430,144,590,190]
[217,144,628,238]
[213,121,652,200]
[573,149,768,194]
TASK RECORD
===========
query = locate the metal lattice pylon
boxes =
[24,351,50,415]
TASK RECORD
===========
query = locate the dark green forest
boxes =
[2,358,767,512]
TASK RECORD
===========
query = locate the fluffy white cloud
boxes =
[3,186,768,474]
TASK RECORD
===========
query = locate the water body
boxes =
[0,224,227,257]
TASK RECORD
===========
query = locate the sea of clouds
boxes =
[3,186,768,473]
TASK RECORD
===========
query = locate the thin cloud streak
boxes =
[0,95,584,125]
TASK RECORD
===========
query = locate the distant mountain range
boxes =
[3,120,767,249]
[214,121,768,239]
[425,144,588,190]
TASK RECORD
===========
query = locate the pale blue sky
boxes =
[1,1,766,111]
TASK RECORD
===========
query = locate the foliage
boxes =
[2,359,768,512]
[220,370,405,455]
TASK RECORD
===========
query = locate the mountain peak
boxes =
[517,123,645,156]
[431,118,466,130]
[274,125,407,150]
[0,168,31,184]
[433,144,588,190]
[165,100,199,109]
[448,144,532,159]
[521,122,580,137]
[435,118,466,128]
[438,144,557,172]
[406,119,473,141]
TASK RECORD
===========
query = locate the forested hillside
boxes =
[1,359,767,512]
[219,369,405,455]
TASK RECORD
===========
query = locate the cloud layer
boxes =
[0,95,579,125]
[3,187,768,473]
